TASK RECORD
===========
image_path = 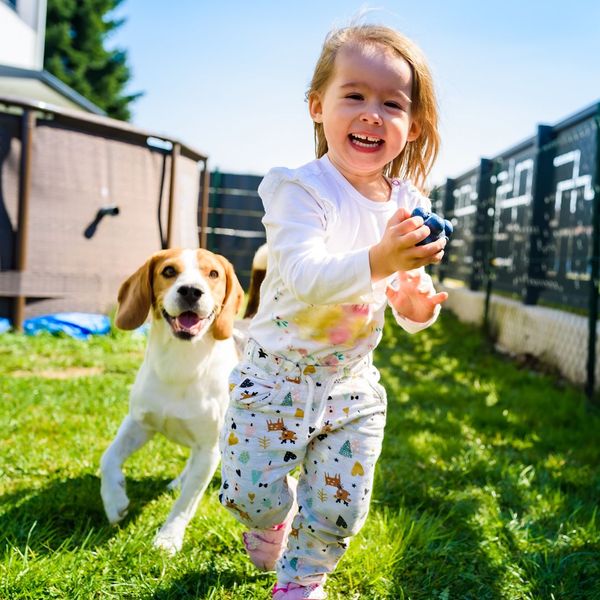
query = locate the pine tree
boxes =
[339,440,353,458]
[44,0,142,120]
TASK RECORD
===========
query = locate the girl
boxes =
[220,24,447,600]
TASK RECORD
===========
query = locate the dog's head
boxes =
[115,248,244,341]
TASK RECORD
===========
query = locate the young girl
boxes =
[219,24,447,599]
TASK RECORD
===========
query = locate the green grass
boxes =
[1,313,599,599]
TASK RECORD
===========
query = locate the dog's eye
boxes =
[209,269,219,279]
[162,266,177,278]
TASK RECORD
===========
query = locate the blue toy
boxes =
[411,207,453,246]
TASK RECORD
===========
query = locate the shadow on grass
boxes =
[0,474,172,554]
[372,311,600,599]
[150,568,268,600]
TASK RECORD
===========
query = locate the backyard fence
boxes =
[431,100,600,398]
[203,170,266,289]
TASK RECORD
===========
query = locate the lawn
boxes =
[1,312,598,599]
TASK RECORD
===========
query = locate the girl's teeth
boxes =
[351,134,382,147]
[350,135,381,148]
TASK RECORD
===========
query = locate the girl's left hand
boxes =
[386,270,448,323]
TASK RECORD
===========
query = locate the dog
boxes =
[100,248,244,554]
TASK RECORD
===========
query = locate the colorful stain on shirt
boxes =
[293,303,372,346]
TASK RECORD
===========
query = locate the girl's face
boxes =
[309,43,420,187]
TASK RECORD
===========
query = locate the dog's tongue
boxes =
[177,311,201,330]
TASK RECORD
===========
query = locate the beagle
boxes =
[100,248,244,554]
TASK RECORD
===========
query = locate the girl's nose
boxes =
[360,108,382,125]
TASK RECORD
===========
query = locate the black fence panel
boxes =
[204,171,266,289]
[489,139,537,299]
[540,117,598,310]
[439,167,480,286]
[434,100,600,313]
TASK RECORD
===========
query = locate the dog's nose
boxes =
[177,285,203,303]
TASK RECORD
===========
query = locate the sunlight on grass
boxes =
[1,313,599,598]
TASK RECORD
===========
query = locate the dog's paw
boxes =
[153,527,184,555]
[101,476,130,524]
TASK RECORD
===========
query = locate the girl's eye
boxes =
[209,269,219,279]
[346,93,363,101]
[162,266,177,278]
[385,101,404,110]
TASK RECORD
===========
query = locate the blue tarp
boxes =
[23,313,111,340]
[0,318,10,334]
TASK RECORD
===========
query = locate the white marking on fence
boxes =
[452,176,478,217]
[495,158,534,219]
[205,227,266,239]
[553,149,594,217]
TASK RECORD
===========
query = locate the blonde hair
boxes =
[307,25,440,189]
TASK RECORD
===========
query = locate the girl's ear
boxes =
[308,92,324,123]
[407,119,421,142]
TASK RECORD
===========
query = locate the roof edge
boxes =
[0,64,105,115]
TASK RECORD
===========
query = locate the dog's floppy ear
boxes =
[115,255,157,330]
[212,254,244,340]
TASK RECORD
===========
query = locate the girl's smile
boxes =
[348,133,385,151]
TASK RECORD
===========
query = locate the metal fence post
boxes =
[524,125,554,305]
[199,159,210,249]
[207,169,222,253]
[470,159,493,292]
[483,160,501,335]
[438,178,455,284]
[586,112,600,400]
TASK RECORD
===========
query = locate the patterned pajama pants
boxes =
[219,340,387,586]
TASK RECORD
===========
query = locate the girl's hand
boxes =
[369,208,446,281]
[386,270,448,323]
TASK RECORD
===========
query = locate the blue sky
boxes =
[111,0,600,185]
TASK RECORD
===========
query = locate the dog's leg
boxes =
[100,415,154,524]
[153,446,220,554]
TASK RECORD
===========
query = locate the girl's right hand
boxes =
[369,208,446,282]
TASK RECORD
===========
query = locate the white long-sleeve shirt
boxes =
[248,154,440,366]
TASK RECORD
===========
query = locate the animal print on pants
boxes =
[219,340,387,586]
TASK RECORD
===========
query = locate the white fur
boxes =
[100,249,239,555]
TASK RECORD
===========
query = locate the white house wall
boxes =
[0,0,46,70]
